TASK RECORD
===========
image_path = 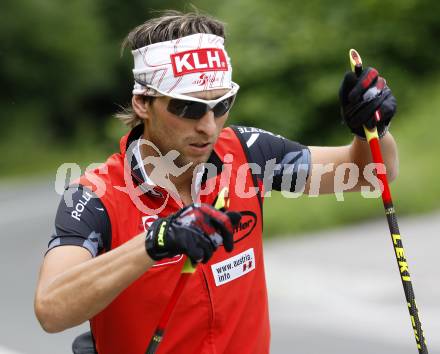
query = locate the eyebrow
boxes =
[191,93,227,101]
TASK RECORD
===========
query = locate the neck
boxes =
[169,167,196,192]
[139,138,199,205]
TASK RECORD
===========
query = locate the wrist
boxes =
[378,124,389,139]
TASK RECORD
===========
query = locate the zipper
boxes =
[200,266,215,322]
[200,265,216,353]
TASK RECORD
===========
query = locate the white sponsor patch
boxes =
[211,248,255,286]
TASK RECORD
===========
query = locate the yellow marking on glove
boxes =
[157,221,167,247]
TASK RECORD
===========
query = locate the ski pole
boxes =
[145,260,195,354]
[145,188,229,354]
[349,49,428,354]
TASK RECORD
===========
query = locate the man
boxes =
[34,10,398,354]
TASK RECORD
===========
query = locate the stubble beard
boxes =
[175,145,213,169]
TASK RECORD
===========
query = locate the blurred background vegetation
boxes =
[1,0,439,235]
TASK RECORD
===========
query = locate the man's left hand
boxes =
[339,67,397,139]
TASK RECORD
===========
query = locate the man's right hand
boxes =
[145,204,241,265]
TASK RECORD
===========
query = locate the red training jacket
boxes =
[79,126,270,354]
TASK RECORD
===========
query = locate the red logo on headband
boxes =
[170,48,228,77]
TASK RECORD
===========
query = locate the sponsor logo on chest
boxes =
[211,248,255,286]
[233,210,257,243]
[170,48,228,76]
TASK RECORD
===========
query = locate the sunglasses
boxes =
[140,82,239,120]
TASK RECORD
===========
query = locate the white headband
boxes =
[132,33,234,96]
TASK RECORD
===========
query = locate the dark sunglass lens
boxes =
[185,102,209,119]
[167,99,196,117]
[167,99,188,116]
[167,99,208,119]
[213,95,236,117]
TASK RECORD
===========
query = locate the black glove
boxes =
[145,204,242,265]
[339,67,397,138]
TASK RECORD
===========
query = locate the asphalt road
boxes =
[266,214,440,353]
[0,179,89,354]
[0,179,438,353]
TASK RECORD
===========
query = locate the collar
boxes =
[120,124,224,197]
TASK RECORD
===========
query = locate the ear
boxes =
[132,95,152,120]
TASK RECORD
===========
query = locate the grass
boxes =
[0,135,115,183]
[263,78,440,236]
[0,118,127,182]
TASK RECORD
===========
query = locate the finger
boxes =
[339,71,358,106]
[348,67,379,103]
[186,244,204,266]
[376,76,386,91]
[180,232,203,264]
[221,229,234,253]
[208,232,224,248]
[208,215,233,237]
[191,207,218,235]
[211,211,241,252]
[347,89,391,129]
[200,205,234,234]
[197,235,214,263]
[226,211,242,227]
[208,219,234,252]
[379,90,397,122]
[350,101,379,129]
[197,205,239,252]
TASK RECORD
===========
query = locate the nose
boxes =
[194,110,217,137]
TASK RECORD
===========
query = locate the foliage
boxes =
[209,0,440,143]
[1,0,439,234]
[2,0,440,146]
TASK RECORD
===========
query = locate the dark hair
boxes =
[117,10,226,128]
[122,10,225,52]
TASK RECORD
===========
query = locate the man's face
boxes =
[143,89,230,168]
